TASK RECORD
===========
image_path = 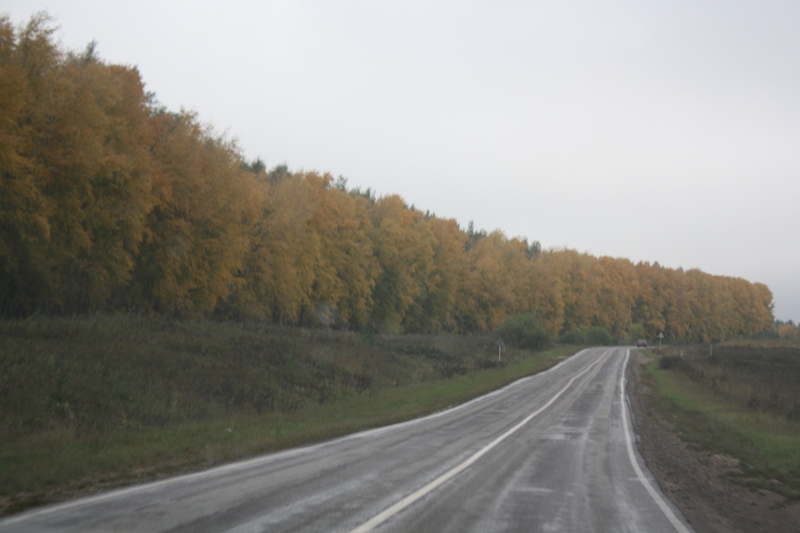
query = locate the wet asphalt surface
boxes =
[2,347,694,532]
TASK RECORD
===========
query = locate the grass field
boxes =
[0,314,577,516]
[643,341,800,500]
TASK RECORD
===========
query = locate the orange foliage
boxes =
[0,13,776,341]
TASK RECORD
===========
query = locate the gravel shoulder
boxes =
[626,350,800,533]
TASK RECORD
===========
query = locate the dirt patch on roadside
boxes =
[626,350,800,533]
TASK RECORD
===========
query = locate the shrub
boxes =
[559,326,589,344]
[495,314,551,350]
[586,326,615,346]
[558,326,615,346]
[658,355,688,372]
[628,323,646,343]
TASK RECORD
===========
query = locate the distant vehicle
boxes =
[637,339,648,348]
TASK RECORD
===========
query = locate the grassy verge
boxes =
[0,315,577,516]
[643,343,800,500]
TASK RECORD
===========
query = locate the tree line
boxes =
[0,14,774,342]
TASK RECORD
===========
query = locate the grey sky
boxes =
[4,1,799,321]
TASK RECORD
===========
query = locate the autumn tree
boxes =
[632,262,670,338]
[522,251,567,336]
[369,195,435,332]
[223,170,378,328]
[0,13,776,339]
[303,172,378,328]
[401,216,465,332]
[129,112,257,316]
[0,14,153,314]
[455,231,525,332]
[0,15,49,316]
[224,171,322,323]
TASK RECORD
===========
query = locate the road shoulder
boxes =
[626,350,800,533]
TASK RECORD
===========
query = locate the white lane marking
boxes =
[1,349,595,528]
[348,349,610,533]
[620,349,692,533]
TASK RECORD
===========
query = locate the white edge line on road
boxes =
[620,349,692,533]
[1,348,595,527]
[348,349,611,533]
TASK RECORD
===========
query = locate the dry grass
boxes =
[645,340,800,500]
[0,314,573,516]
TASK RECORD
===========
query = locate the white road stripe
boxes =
[348,349,610,533]
[620,349,693,533]
[2,350,593,530]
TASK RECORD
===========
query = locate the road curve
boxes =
[1,347,694,532]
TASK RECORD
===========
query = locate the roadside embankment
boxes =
[0,315,577,516]
[627,345,800,533]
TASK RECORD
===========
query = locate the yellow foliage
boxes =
[0,12,777,341]
[778,324,799,339]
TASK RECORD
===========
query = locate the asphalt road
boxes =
[2,347,694,532]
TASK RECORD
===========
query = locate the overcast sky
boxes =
[4,1,799,322]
